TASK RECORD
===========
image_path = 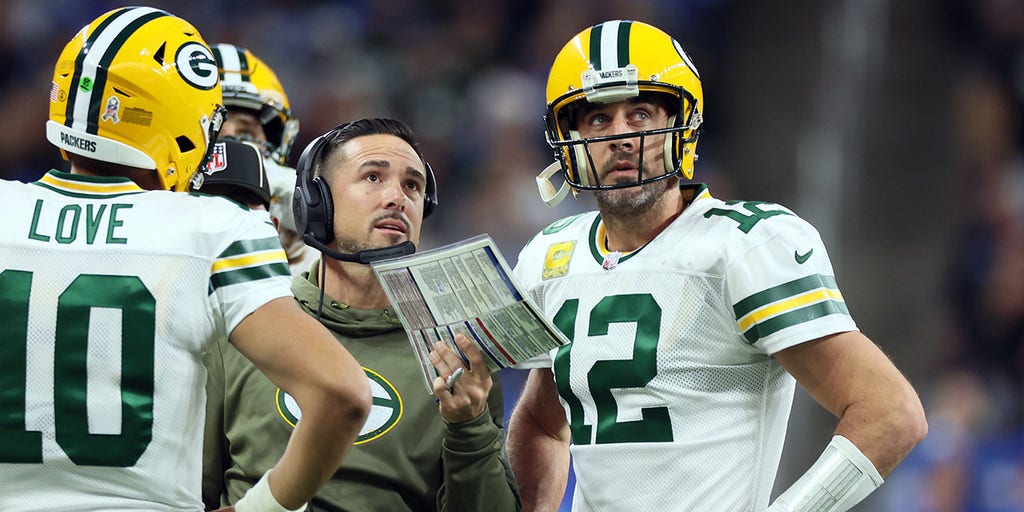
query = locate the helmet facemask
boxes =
[546,87,702,192]
[195,105,229,177]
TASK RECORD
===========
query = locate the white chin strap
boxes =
[536,161,571,207]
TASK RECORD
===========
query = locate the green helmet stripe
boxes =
[86,11,168,134]
[214,44,251,85]
[589,23,603,70]
[64,7,125,127]
[236,46,250,81]
[66,7,169,135]
[616,20,632,68]
[212,45,223,74]
[588,20,633,70]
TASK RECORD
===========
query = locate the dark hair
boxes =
[312,118,425,179]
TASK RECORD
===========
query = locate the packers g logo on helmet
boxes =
[538,20,704,206]
[46,7,225,191]
[212,44,300,165]
[176,42,219,90]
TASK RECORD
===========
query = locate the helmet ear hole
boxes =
[568,130,592,186]
[153,42,166,65]
[176,136,196,153]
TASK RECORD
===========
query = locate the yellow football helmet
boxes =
[543,20,703,196]
[47,6,225,191]
[212,44,299,165]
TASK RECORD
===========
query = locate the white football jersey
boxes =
[512,185,857,511]
[0,171,292,511]
[265,158,297,233]
[264,158,318,275]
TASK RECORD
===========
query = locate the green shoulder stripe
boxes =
[733,274,839,319]
[742,301,849,344]
[210,262,290,291]
[218,237,283,259]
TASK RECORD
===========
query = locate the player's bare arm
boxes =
[507,368,572,511]
[230,297,371,508]
[774,330,927,477]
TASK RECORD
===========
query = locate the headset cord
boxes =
[316,258,327,321]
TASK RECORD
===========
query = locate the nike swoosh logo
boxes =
[794,249,814,264]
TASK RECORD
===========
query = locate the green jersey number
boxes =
[703,200,793,233]
[552,293,672,445]
[0,269,155,467]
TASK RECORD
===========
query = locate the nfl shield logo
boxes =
[208,142,227,173]
[602,251,621,271]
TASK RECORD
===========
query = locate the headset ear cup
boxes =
[663,115,679,175]
[423,161,437,219]
[292,175,330,244]
[310,177,334,243]
[568,130,591,186]
[292,130,335,244]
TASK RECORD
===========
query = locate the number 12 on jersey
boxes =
[551,293,673,445]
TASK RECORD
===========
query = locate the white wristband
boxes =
[767,435,883,512]
[234,470,308,512]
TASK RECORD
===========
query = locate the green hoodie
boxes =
[203,265,521,511]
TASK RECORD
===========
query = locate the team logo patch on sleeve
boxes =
[543,241,575,281]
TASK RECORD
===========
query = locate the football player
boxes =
[212,43,314,275]
[0,7,369,511]
[507,20,927,512]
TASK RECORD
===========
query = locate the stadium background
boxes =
[3,1,1022,509]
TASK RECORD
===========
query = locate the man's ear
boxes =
[270,215,281,230]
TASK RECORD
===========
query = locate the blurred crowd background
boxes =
[3,0,1023,510]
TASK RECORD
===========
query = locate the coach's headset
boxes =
[293,123,438,264]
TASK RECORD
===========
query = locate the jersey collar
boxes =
[33,169,146,198]
[587,183,713,266]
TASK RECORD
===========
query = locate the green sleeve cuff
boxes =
[443,404,502,452]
